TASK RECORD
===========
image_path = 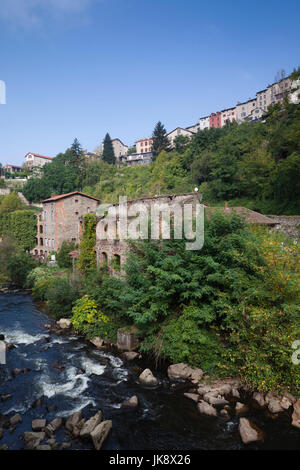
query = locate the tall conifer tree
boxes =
[102,133,116,165]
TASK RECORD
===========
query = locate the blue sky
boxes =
[0,0,299,165]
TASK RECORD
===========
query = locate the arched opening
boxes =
[101,252,108,266]
[112,254,121,272]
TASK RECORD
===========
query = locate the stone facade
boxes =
[96,192,203,275]
[167,127,195,147]
[25,153,53,168]
[33,191,100,259]
[268,215,300,241]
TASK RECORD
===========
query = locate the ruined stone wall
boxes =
[268,215,300,241]
[96,192,202,273]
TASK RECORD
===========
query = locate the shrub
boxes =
[56,241,76,268]
[46,278,79,318]
[7,252,37,287]
[71,294,109,336]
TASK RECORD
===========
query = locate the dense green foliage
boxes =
[7,252,37,287]
[78,213,97,274]
[72,213,299,393]
[152,121,170,157]
[2,210,37,251]
[102,133,116,165]
[56,241,76,268]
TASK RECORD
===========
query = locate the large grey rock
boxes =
[167,363,203,383]
[252,392,265,408]
[292,399,300,429]
[235,402,249,415]
[280,396,292,410]
[80,411,102,438]
[183,393,199,403]
[32,419,46,431]
[57,318,71,329]
[197,400,217,417]
[122,395,139,408]
[268,399,284,414]
[10,414,22,426]
[207,396,229,407]
[65,411,82,432]
[138,369,158,387]
[122,351,140,361]
[24,432,46,450]
[36,445,51,450]
[90,420,112,450]
[46,418,63,436]
[238,418,264,444]
[90,337,104,349]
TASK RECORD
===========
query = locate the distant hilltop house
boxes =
[3,164,23,174]
[32,191,100,260]
[25,152,53,169]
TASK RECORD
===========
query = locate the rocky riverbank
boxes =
[45,320,300,446]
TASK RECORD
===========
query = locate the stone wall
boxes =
[96,192,202,273]
[268,215,300,241]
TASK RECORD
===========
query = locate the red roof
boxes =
[26,153,53,160]
[42,191,100,203]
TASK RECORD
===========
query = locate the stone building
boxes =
[167,127,195,147]
[220,107,236,127]
[25,153,53,168]
[33,191,100,259]
[111,139,129,161]
[3,164,23,174]
[96,192,203,275]
[199,115,210,130]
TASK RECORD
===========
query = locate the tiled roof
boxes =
[42,191,100,203]
[26,153,53,160]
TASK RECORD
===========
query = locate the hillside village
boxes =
[2,72,300,173]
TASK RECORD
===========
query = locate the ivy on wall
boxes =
[78,213,97,274]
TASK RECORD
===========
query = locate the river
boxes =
[0,293,299,450]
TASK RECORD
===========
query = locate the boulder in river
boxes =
[1,394,12,402]
[32,419,46,432]
[122,351,140,361]
[57,318,71,329]
[235,402,249,416]
[292,399,300,429]
[122,395,139,408]
[197,400,217,417]
[65,411,83,432]
[80,411,102,438]
[24,432,46,450]
[10,414,22,426]
[268,399,284,414]
[183,393,199,403]
[238,418,264,444]
[89,337,104,349]
[252,392,266,409]
[45,418,63,436]
[167,363,203,384]
[90,420,112,450]
[138,369,158,387]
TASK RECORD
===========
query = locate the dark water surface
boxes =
[0,293,299,450]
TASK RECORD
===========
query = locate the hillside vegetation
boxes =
[22,98,300,214]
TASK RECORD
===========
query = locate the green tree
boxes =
[56,241,76,268]
[7,252,37,287]
[78,213,97,274]
[102,133,116,165]
[152,121,170,157]
[5,210,37,251]
[0,192,23,213]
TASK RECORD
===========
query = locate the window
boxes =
[101,252,108,265]
[87,207,90,213]
[112,254,121,271]
[75,211,79,216]
[39,225,43,233]
[75,199,78,203]
[72,238,76,242]
[40,238,43,246]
